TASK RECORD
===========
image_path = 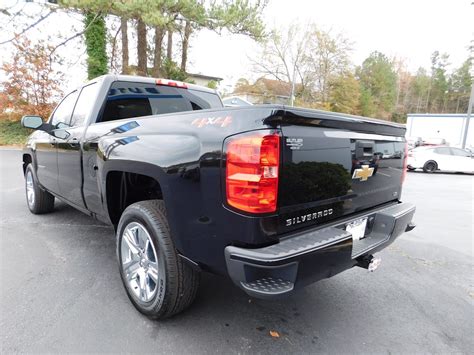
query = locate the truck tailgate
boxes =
[270,108,407,234]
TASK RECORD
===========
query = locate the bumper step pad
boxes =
[241,277,294,295]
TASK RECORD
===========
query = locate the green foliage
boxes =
[207,80,218,89]
[357,51,397,118]
[162,58,188,81]
[84,12,108,79]
[329,73,360,115]
[207,0,267,39]
[391,112,407,124]
[359,87,375,117]
[428,51,450,112]
[0,120,30,145]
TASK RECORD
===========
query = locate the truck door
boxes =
[57,82,100,209]
[35,91,78,194]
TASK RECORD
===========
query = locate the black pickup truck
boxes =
[21,74,415,319]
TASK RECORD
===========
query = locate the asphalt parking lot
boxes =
[0,148,472,354]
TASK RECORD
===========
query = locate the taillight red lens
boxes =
[225,132,280,213]
[401,142,408,184]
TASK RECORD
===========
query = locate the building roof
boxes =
[407,113,468,117]
[186,73,223,82]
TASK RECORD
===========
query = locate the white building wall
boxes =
[406,114,474,148]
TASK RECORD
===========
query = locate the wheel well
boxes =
[22,154,32,175]
[106,171,163,226]
[425,160,438,168]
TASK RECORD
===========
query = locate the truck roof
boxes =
[85,74,218,94]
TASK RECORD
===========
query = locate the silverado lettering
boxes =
[286,208,334,226]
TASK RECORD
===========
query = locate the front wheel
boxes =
[25,164,55,214]
[116,200,200,319]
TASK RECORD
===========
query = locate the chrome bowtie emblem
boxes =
[352,165,374,181]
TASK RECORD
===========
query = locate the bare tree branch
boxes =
[0,10,54,45]
[48,12,101,62]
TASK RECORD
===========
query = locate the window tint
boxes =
[100,81,222,123]
[50,91,78,128]
[450,148,470,157]
[434,147,451,155]
[70,83,99,127]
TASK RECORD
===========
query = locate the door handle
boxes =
[68,137,80,146]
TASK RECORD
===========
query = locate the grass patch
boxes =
[0,120,30,146]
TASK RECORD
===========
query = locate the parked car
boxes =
[421,137,447,146]
[407,146,474,173]
[222,96,253,107]
[406,136,422,149]
[21,74,416,319]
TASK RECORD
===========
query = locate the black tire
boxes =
[25,164,55,214]
[116,200,200,319]
[423,161,437,173]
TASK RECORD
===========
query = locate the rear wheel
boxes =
[25,164,55,214]
[423,161,437,173]
[116,200,200,319]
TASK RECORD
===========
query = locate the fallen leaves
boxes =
[269,330,280,338]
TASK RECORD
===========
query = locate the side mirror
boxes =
[53,130,70,140]
[21,115,43,129]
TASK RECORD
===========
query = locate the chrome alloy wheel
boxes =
[26,170,35,208]
[121,222,159,303]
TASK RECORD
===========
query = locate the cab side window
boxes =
[70,83,99,127]
[50,91,78,129]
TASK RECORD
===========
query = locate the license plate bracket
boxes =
[346,217,368,241]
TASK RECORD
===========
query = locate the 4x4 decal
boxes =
[191,116,232,128]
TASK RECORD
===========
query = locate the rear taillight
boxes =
[225,131,280,213]
[401,142,408,184]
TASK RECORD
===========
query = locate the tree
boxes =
[357,51,397,119]
[410,67,431,113]
[84,12,107,79]
[0,37,63,120]
[449,58,472,113]
[305,26,352,104]
[329,73,360,115]
[152,25,165,77]
[251,23,309,104]
[252,23,352,107]
[120,17,130,74]
[178,0,267,72]
[61,0,266,79]
[136,18,147,76]
[427,51,449,112]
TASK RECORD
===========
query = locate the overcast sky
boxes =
[1,0,473,92]
[189,0,473,88]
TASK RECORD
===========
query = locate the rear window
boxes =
[451,148,471,157]
[100,81,222,123]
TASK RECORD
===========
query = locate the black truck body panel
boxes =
[23,74,415,298]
